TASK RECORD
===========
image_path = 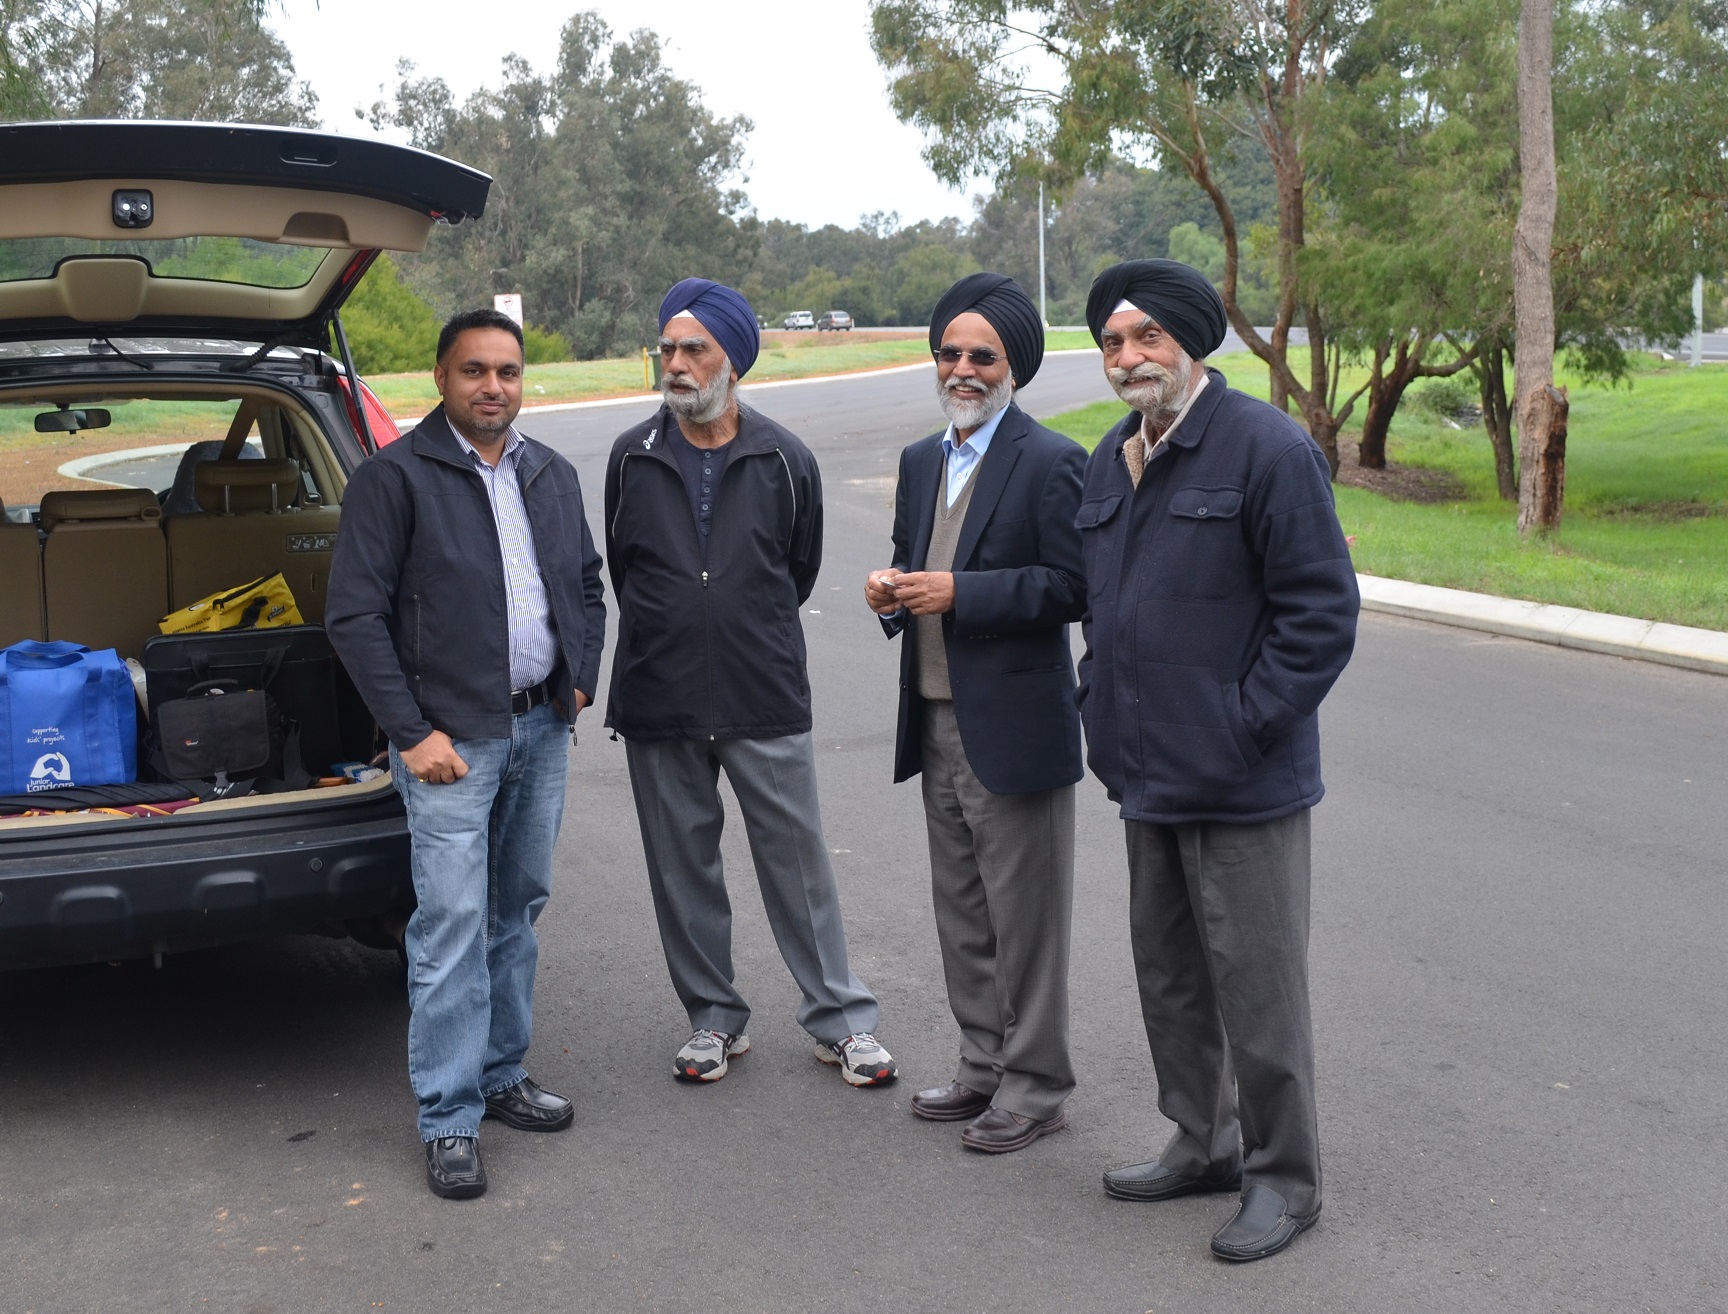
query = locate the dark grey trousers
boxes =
[1124,808,1320,1216]
[922,702,1076,1121]
[624,732,879,1046]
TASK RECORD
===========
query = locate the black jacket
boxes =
[604,403,821,740]
[1076,371,1359,823]
[881,404,1087,794]
[326,406,606,750]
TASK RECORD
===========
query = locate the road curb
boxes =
[1357,574,1728,676]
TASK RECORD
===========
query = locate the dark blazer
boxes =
[882,403,1087,794]
[1074,370,1359,824]
[327,405,606,751]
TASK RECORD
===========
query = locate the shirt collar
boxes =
[941,400,1011,458]
[451,423,524,467]
[1141,372,1209,457]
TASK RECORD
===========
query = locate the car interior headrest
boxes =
[193,459,301,514]
[39,487,162,531]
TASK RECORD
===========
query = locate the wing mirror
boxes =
[35,407,113,433]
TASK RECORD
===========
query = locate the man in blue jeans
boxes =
[328,308,606,1200]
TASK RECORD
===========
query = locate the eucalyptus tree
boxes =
[871,0,1368,473]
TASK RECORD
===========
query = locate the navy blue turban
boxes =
[659,278,760,380]
[1085,259,1228,361]
[929,272,1044,387]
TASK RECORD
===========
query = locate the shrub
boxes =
[1412,377,1475,418]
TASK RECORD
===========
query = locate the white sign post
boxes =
[494,293,524,326]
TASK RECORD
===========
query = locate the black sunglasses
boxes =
[934,346,1002,367]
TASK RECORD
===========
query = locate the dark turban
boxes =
[929,272,1045,387]
[1085,259,1228,361]
[659,278,760,380]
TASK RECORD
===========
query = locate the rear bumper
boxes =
[0,792,412,970]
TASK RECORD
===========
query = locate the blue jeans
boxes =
[390,703,569,1142]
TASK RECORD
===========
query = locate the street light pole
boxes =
[1037,180,1048,326]
[1693,273,1705,368]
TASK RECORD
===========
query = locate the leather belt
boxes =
[510,679,555,715]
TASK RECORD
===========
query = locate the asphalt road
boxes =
[4,359,1726,1314]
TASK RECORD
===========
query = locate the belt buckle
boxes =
[510,687,531,715]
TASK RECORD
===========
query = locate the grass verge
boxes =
[1037,350,1728,632]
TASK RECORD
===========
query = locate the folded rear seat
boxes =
[165,459,343,625]
[0,500,45,646]
[40,487,168,658]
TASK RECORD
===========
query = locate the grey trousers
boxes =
[1124,809,1321,1216]
[922,702,1075,1121]
[624,732,879,1045]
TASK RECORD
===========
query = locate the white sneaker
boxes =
[814,1032,898,1086]
[674,1029,750,1082]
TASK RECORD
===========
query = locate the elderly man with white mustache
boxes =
[1074,259,1359,1262]
[605,278,897,1092]
[865,273,1088,1154]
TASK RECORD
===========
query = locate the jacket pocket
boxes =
[1163,485,1248,600]
[1075,494,1123,531]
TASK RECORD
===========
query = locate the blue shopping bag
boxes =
[0,640,138,794]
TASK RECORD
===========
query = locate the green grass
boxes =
[1038,351,1728,632]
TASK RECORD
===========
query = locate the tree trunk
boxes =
[1358,338,1430,469]
[1514,0,1562,534]
[1477,338,1518,501]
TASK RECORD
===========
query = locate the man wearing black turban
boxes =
[1074,259,1359,1260]
[864,273,1087,1154]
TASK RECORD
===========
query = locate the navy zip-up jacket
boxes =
[326,405,606,751]
[1075,369,1359,823]
[603,403,821,741]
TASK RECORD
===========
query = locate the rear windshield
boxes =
[0,237,329,289]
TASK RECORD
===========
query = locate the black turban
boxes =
[1085,259,1228,360]
[929,272,1044,387]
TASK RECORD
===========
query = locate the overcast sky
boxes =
[273,0,987,232]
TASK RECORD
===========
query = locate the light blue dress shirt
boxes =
[941,402,1010,508]
[452,425,557,691]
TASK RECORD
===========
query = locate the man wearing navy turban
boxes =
[604,279,897,1092]
[1075,258,1359,1261]
[864,273,1086,1153]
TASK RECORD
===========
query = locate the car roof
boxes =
[0,121,491,350]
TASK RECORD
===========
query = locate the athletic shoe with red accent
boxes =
[814,1032,898,1086]
[674,1029,749,1082]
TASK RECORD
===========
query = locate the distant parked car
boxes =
[817,310,853,332]
[783,310,815,330]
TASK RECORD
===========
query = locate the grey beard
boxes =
[1108,353,1194,425]
[662,357,734,424]
[937,373,1013,430]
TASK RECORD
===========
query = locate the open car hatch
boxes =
[0,120,491,349]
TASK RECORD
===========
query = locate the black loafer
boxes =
[483,1076,574,1132]
[425,1135,486,1200]
[1103,1159,1242,1202]
[959,1106,1068,1154]
[1209,1184,1318,1262]
[911,1082,992,1122]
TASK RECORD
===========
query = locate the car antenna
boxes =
[87,335,156,371]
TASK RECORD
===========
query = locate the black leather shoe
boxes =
[911,1082,992,1122]
[483,1076,574,1132]
[1209,1184,1318,1261]
[1103,1159,1243,1202]
[959,1106,1068,1154]
[425,1135,486,1199]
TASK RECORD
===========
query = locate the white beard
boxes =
[937,372,1013,431]
[662,355,735,423]
[1107,352,1195,426]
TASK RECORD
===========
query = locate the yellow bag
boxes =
[158,573,303,636]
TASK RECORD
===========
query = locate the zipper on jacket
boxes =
[701,568,716,739]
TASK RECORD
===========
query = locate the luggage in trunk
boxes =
[140,624,370,778]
